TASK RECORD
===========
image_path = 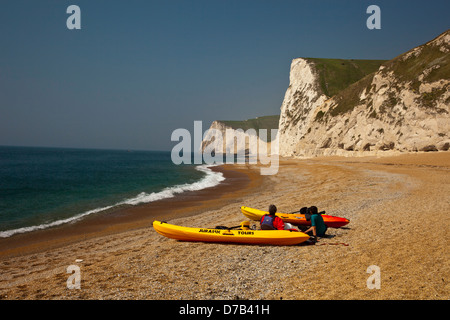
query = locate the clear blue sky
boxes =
[0,0,449,151]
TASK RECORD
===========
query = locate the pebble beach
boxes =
[0,152,448,300]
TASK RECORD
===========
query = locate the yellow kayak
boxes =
[153,220,310,246]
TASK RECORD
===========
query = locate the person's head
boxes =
[308,206,318,215]
[268,204,277,215]
[300,207,307,215]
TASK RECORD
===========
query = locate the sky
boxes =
[0,0,449,151]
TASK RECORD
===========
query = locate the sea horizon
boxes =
[0,144,171,154]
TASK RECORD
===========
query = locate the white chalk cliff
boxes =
[278,30,450,157]
[201,30,449,160]
[200,116,279,156]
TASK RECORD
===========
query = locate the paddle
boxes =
[215,221,254,230]
[290,207,308,214]
[290,208,326,215]
[214,225,241,230]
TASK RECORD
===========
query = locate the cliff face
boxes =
[200,120,256,155]
[278,58,329,156]
[278,30,450,158]
[200,116,279,156]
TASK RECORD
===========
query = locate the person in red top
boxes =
[260,204,285,230]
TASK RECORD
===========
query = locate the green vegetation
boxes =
[329,73,375,116]
[219,115,280,142]
[381,31,450,109]
[382,36,450,91]
[315,110,325,121]
[324,30,449,116]
[420,86,449,111]
[305,58,385,97]
[220,115,279,131]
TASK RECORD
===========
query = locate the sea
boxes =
[0,146,225,238]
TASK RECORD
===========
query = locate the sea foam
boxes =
[0,165,224,238]
[121,165,225,205]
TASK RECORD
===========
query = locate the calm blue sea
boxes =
[0,146,224,237]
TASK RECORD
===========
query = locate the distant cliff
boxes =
[278,30,450,157]
[200,115,279,155]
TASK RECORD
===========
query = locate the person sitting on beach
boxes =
[260,204,285,230]
[304,206,328,238]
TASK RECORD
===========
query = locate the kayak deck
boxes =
[153,220,310,246]
[241,206,349,228]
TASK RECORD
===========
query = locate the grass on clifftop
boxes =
[382,32,450,90]
[305,58,386,97]
[330,73,375,116]
[219,115,280,142]
[220,115,280,131]
[329,30,449,116]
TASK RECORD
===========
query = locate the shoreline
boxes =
[0,164,266,259]
[0,152,448,300]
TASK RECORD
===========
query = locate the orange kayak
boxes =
[241,206,350,228]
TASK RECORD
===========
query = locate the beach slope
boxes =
[0,153,448,300]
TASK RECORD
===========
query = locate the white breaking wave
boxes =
[121,165,225,205]
[0,165,225,238]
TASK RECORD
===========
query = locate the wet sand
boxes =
[0,152,448,300]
